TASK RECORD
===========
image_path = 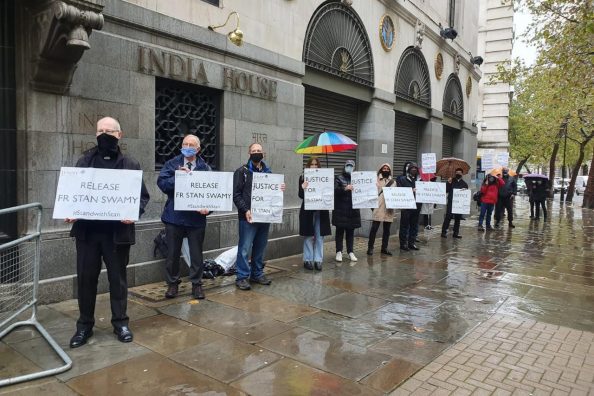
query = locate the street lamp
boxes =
[560,120,568,203]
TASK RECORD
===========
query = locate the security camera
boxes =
[439,25,458,41]
[470,56,484,66]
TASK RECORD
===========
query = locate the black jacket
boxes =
[499,176,517,199]
[331,172,361,229]
[298,175,332,237]
[446,178,469,213]
[232,160,271,220]
[69,147,150,245]
[531,182,548,201]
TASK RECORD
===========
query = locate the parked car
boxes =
[576,176,588,195]
[517,178,527,195]
[553,178,570,194]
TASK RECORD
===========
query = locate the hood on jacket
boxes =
[343,160,356,172]
[377,163,392,177]
[402,161,419,176]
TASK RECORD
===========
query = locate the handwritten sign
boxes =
[174,171,233,211]
[304,168,334,210]
[415,181,447,204]
[53,167,143,221]
[351,171,378,209]
[383,187,417,209]
[422,153,436,173]
[251,173,284,223]
[496,152,509,168]
[452,189,471,214]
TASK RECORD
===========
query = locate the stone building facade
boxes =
[1,0,480,301]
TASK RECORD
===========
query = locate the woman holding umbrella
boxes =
[525,174,549,220]
[298,157,332,270]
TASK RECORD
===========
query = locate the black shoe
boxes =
[165,284,178,299]
[509,223,515,228]
[113,326,133,343]
[486,225,494,230]
[314,261,322,271]
[250,275,272,285]
[400,245,409,251]
[69,329,93,348]
[236,279,251,290]
[478,226,485,231]
[535,217,540,221]
[441,233,447,238]
[453,235,462,239]
[366,249,373,256]
[494,223,500,229]
[304,261,314,270]
[408,244,420,251]
[415,238,420,243]
[380,249,393,256]
[529,215,534,219]
[192,284,205,299]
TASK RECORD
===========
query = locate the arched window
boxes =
[303,1,374,87]
[443,74,464,120]
[395,47,431,107]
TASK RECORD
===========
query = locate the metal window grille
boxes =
[443,74,464,120]
[395,47,432,108]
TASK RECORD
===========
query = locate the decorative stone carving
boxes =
[26,0,104,94]
[454,53,461,75]
[466,76,472,97]
[415,19,425,49]
[435,53,444,80]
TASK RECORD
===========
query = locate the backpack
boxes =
[153,229,168,258]
[472,191,482,203]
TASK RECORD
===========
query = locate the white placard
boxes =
[452,189,472,214]
[351,171,378,209]
[251,173,284,223]
[496,152,509,168]
[304,168,334,210]
[415,181,447,204]
[174,171,233,211]
[383,187,417,209]
[481,154,494,172]
[422,153,437,173]
[53,167,142,221]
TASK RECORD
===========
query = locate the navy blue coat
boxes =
[157,154,211,228]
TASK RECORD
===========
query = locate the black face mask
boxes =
[488,177,495,184]
[97,133,119,157]
[250,153,264,163]
[381,171,390,178]
[455,174,462,179]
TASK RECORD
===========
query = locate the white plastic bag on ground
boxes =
[214,246,238,272]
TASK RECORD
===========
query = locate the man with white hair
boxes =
[157,134,211,299]
[67,117,150,348]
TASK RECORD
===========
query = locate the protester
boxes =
[157,134,211,300]
[494,168,517,229]
[332,160,361,262]
[531,179,548,220]
[478,174,504,231]
[66,117,149,348]
[396,161,421,251]
[441,168,469,239]
[367,163,395,256]
[233,143,285,290]
[420,176,437,230]
[527,180,536,219]
[299,157,331,270]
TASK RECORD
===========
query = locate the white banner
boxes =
[53,167,142,221]
[421,153,437,173]
[415,181,447,204]
[351,171,378,209]
[174,171,233,211]
[383,187,417,209]
[251,173,284,223]
[496,152,510,168]
[304,168,334,210]
[482,154,494,172]
[452,189,471,214]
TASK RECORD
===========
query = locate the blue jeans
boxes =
[479,203,495,227]
[236,220,270,281]
[303,211,324,262]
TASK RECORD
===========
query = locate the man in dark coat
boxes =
[396,161,420,251]
[157,134,211,300]
[441,167,469,238]
[530,179,548,220]
[67,117,149,348]
[332,160,361,262]
[494,168,517,228]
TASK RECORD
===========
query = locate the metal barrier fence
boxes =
[0,203,71,387]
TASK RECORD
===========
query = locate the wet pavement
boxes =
[1,197,594,395]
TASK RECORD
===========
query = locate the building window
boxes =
[448,0,456,27]
[201,0,219,6]
[155,79,220,170]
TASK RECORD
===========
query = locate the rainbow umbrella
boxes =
[294,131,358,166]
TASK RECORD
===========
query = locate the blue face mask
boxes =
[181,147,198,158]
[345,165,353,174]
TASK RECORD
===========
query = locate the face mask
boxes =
[345,166,353,174]
[455,174,462,179]
[96,133,118,156]
[250,152,264,163]
[488,177,495,183]
[181,147,197,158]
[381,171,390,178]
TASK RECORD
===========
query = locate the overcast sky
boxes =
[511,7,538,66]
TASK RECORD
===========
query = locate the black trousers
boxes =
[165,223,205,286]
[399,209,420,245]
[535,199,547,219]
[529,198,535,217]
[495,197,514,224]
[368,221,391,250]
[335,227,354,253]
[442,213,462,236]
[76,231,130,331]
[423,214,431,227]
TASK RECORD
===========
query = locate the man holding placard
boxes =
[233,143,285,291]
[66,117,149,348]
[157,134,212,300]
[441,168,469,239]
[396,162,421,251]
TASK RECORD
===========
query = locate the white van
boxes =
[576,176,588,195]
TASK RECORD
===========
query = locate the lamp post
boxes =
[560,122,568,203]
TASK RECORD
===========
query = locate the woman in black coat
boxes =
[332,160,361,262]
[299,157,332,271]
